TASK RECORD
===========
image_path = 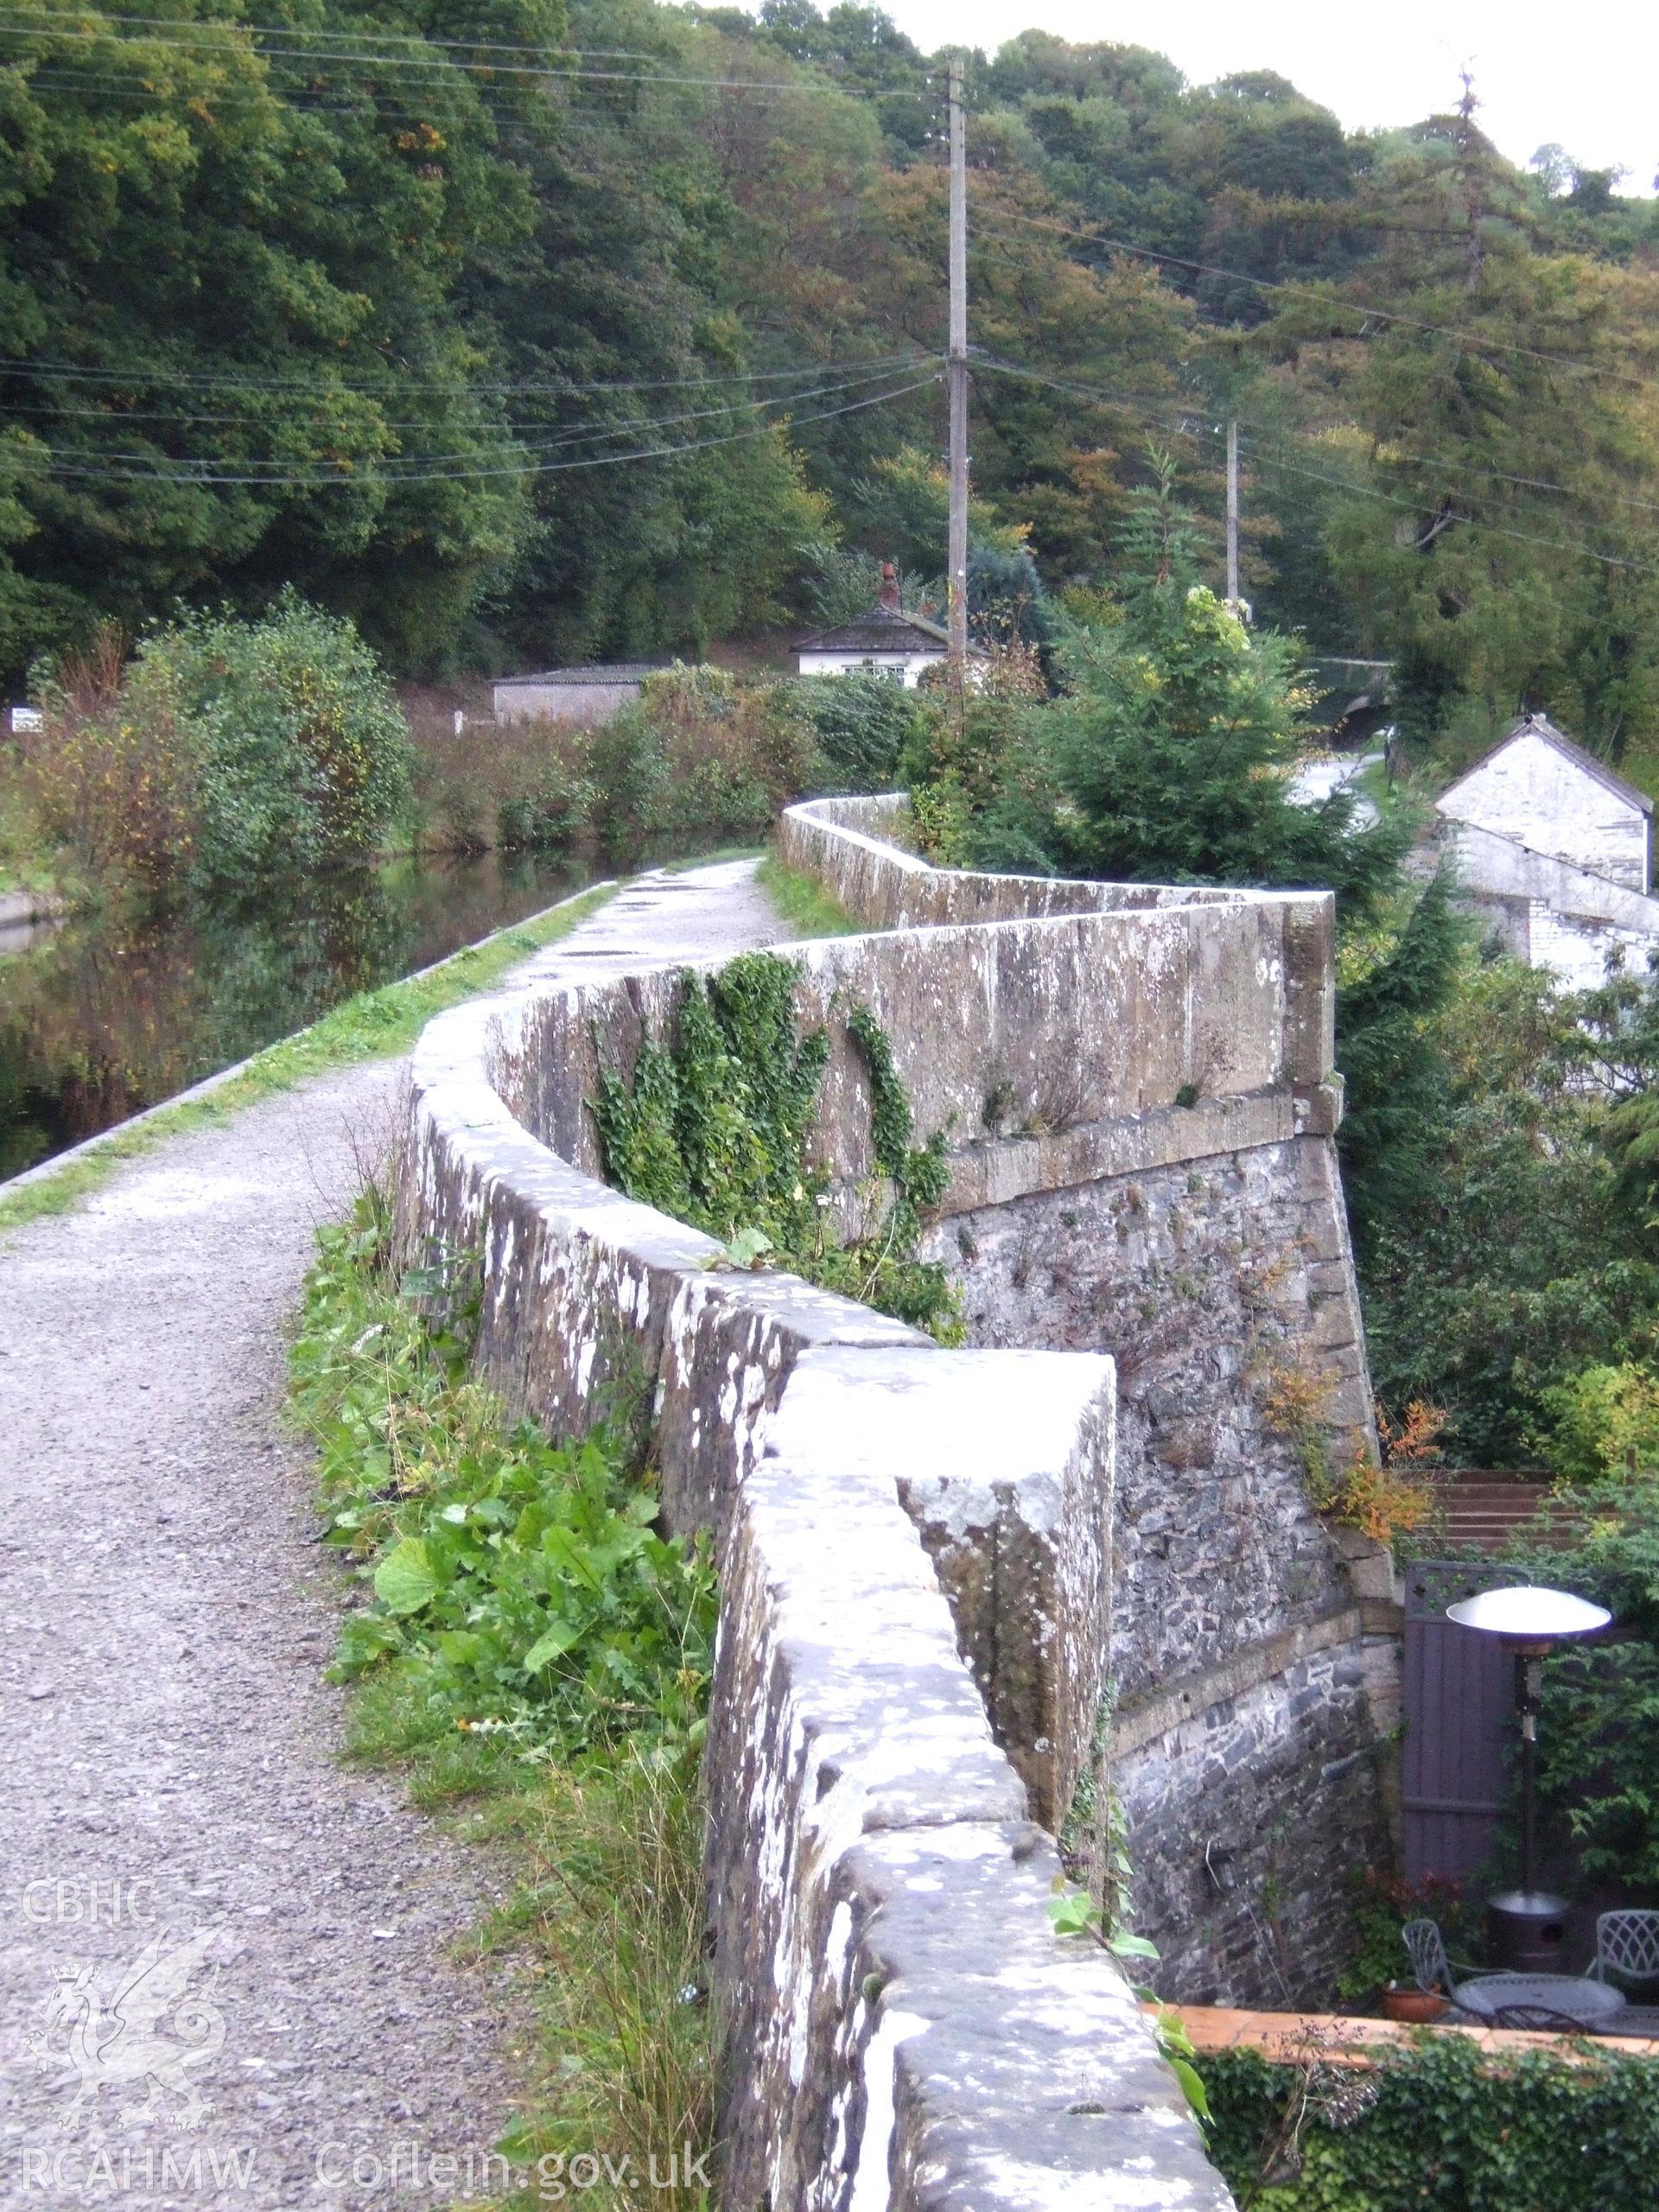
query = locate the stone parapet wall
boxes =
[779,793,1240,924]
[512,819,1342,1224]
[778,800,1401,2005]
[939,1145,1368,1696]
[398,951,1233,2207]
[709,1347,1224,2212]
[779,798,1340,1128]
[398,802,1405,2199]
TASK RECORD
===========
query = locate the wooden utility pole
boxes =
[946,60,969,697]
[1225,416,1240,608]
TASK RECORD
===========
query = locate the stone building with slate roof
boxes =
[1430,712,1659,986]
[793,563,986,687]
[1435,712,1652,892]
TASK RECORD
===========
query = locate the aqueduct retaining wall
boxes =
[397,800,1403,2209]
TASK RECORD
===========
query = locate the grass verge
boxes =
[0,880,615,1236]
[754,849,859,938]
[289,1187,717,2209]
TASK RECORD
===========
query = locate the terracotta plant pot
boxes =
[1381,1986,1449,2024]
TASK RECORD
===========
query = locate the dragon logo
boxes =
[29,1926,227,2131]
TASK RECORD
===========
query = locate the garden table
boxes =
[1454,1974,1626,2030]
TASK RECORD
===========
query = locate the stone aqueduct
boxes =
[397,796,1402,2209]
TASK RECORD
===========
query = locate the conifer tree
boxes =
[1043,456,1406,910]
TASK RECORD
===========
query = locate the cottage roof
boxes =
[792,605,959,654]
[1440,712,1654,817]
[495,662,664,687]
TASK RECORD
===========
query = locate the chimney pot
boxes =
[878,562,900,611]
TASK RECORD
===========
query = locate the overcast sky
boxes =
[880,0,1658,196]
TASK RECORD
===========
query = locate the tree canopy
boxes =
[3,1,1658,772]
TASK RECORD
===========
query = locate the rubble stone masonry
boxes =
[395,802,1402,2208]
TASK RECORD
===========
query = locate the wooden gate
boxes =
[1402,1560,1514,1884]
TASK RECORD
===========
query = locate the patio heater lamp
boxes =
[1446,1583,1612,1972]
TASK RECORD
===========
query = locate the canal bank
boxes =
[0,848,602,1183]
[0,860,782,2211]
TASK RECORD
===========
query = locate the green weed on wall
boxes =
[590,951,960,1340]
[1204,2038,1659,2212]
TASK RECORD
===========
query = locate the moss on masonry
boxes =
[1258,1354,1433,1547]
[590,952,961,1340]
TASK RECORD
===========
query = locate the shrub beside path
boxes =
[0,861,781,2212]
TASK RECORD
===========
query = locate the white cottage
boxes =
[793,565,985,688]
[1435,713,1652,893]
[1431,713,1659,988]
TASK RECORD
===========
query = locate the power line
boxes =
[0,60,864,141]
[969,202,1657,394]
[414,363,930,458]
[29,373,939,487]
[0,350,926,401]
[0,5,829,71]
[0,68,672,143]
[0,59,709,111]
[3,3,941,95]
[0,16,842,95]
[0,369,918,437]
[1281,427,1659,520]
[1239,443,1659,577]
[969,352,1659,523]
[20,365,929,473]
[3,8,678,61]
[0,362,925,447]
[970,358,1659,578]
[3,66,827,106]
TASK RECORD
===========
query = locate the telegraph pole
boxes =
[946,60,969,700]
[1225,416,1240,608]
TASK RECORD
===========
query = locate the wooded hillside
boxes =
[3,2,1658,760]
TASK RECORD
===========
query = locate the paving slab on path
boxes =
[0,861,780,2212]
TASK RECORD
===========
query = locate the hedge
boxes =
[1203,2037,1659,2210]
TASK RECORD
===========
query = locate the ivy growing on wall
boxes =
[590,953,960,1341]
[1204,2037,1659,2210]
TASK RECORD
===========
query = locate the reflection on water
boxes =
[0,849,594,1181]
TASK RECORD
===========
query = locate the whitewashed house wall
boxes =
[1435,716,1652,893]
[793,590,988,690]
[796,645,942,688]
[1427,715,1659,987]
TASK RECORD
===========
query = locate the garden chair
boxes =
[1489,2004,1587,2033]
[1586,1910,1659,1995]
[1401,1917,1497,2019]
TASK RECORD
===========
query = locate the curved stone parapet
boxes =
[397,894,1234,2208]
[778,794,1342,1131]
[399,802,1403,2206]
[774,801,1398,2007]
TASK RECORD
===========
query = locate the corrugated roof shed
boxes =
[495,663,664,686]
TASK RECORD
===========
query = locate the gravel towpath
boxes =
[0,861,780,2212]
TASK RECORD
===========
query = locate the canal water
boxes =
[0,849,599,1181]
